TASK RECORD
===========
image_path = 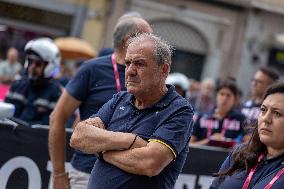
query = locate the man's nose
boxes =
[126,63,137,75]
[29,61,36,68]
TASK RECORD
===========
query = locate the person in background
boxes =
[222,76,244,111]
[195,78,215,113]
[70,33,194,189]
[241,67,279,138]
[190,79,245,147]
[165,72,190,98]
[49,15,153,189]
[210,82,284,189]
[187,79,200,109]
[4,38,61,125]
[0,47,22,84]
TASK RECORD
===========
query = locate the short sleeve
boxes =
[50,83,62,109]
[149,106,194,158]
[65,62,93,101]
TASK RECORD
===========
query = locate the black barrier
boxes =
[0,122,73,189]
[175,145,229,189]
[0,122,230,189]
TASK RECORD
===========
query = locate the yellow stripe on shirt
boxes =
[148,139,177,159]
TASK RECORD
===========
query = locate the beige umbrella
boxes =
[54,37,97,59]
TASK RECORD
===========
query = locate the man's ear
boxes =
[161,63,170,76]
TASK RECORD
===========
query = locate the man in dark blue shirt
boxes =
[70,33,194,189]
[49,16,153,188]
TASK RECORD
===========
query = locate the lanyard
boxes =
[242,154,284,189]
[206,119,213,138]
[221,119,228,136]
[111,53,121,92]
[205,118,227,138]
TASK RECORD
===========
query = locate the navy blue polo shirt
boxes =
[210,148,284,189]
[192,108,245,141]
[241,100,261,133]
[87,85,194,189]
[65,55,126,173]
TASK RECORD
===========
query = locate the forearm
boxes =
[70,124,139,154]
[49,117,67,174]
[103,140,172,177]
[49,90,81,174]
[103,149,149,176]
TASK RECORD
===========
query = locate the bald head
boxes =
[113,17,152,49]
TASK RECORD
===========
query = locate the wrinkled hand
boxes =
[53,175,70,189]
[210,133,225,141]
[82,117,105,129]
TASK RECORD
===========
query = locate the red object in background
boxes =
[208,139,236,149]
[0,84,10,101]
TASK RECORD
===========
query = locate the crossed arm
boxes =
[70,117,174,177]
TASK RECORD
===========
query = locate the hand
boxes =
[210,133,225,141]
[83,117,105,129]
[53,174,70,189]
[130,136,148,149]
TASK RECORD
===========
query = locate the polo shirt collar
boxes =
[126,84,177,109]
[264,151,284,163]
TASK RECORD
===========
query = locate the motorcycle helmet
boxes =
[24,37,61,78]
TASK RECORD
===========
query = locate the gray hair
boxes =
[128,33,173,66]
[113,14,148,49]
[118,11,142,22]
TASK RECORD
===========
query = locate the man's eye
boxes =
[260,107,266,113]
[135,61,144,67]
[273,111,281,117]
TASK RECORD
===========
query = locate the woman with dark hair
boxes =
[190,79,245,147]
[210,82,284,189]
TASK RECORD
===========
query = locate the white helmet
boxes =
[166,72,190,91]
[24,37,61,78]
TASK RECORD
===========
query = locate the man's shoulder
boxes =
[0,61,8,68]
[8,78,29,91]
[171,95,194,113]
[113,91,130,101]
[75,55,112,77]
[83,55,111,68]
[11,78,29,86]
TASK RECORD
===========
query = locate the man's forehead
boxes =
[255,71,271,81]
[127,41,152,55]
[128,39,153,51]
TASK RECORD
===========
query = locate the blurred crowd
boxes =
[0,37,281,143]
[166,67,279,146]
